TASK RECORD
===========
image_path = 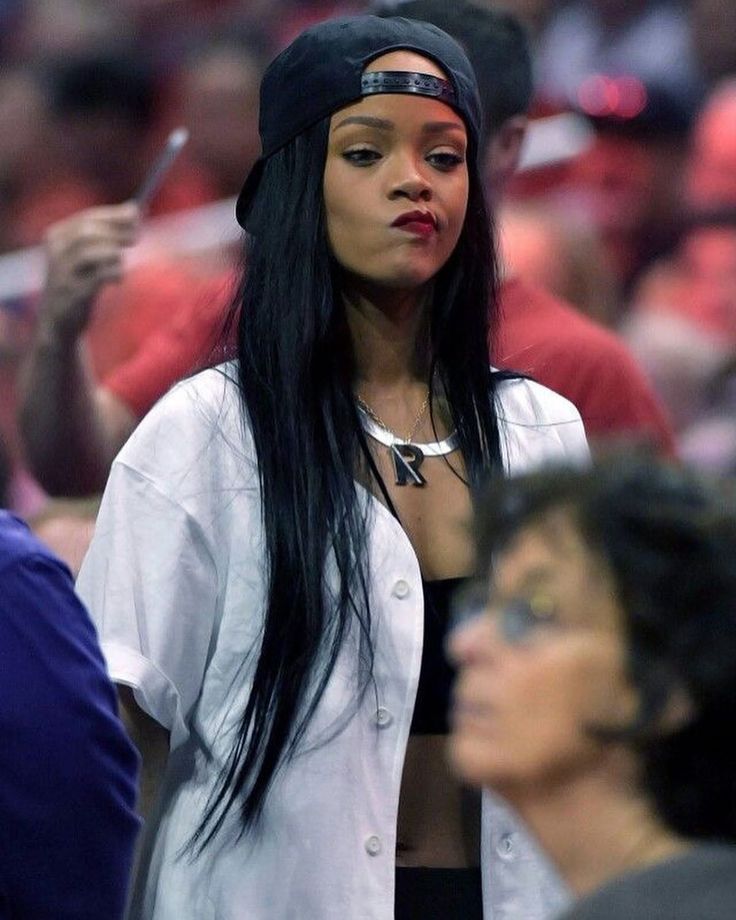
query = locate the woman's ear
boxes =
[657,683,696,735]
[483,115,527,202]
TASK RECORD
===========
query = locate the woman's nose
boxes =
[447,613,495,667]
[388,155,432,202]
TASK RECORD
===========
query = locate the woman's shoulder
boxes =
[114,361,257,491]
[156,360,241,417]
[492,372,590,471]
[494,372,583,427]
[558,844,736,920]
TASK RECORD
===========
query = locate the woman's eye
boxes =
[499,594,560,645]
[342,148,381,166]
[427,151,465,171]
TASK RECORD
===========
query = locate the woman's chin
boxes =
[345,257,447,294]
[447,733,504,790]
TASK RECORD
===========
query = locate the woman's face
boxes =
[323,50,469,293]
[448,508,638,795]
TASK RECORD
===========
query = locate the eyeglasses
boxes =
[450,580,560,645]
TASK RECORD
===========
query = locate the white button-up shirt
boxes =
[77,363,587,919]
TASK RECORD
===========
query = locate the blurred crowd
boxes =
[2,0,736,544]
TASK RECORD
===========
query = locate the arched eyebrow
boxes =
[494,565,552,602]
[333,115,465,135]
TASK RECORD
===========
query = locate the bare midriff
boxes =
[397,734,481,866]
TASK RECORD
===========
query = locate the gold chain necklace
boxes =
[354,388,459,487]
[355,390,431,443]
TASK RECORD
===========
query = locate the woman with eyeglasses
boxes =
[449,456,736,920]
[76,15,588,920]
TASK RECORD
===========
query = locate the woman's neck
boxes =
[343,282,432,390]
[504,771,690,898]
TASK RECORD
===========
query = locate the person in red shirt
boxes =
[18,202,231,495]
[498,277,674,447]
[386,0,674,454]
[19,0,674,498]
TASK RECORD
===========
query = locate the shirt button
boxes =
[375,707,393,728]
[365,835,382,856]
[392,579,410,599]
[497,833,515,859]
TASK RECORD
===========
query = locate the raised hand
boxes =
[40,202,141,341]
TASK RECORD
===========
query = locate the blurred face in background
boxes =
[680,226,736,340]
[685,85,736,209]
[182,49,262,196]
[448,508,638,798]
[567,131,685,281]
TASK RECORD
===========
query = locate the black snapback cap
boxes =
[235,14,482,229]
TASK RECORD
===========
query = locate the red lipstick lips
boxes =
[391,210,437,238]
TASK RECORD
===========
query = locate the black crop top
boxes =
[410,577,466,735]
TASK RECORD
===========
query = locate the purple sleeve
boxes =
[0,547,140,919]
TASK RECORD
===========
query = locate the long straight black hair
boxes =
[193,112,504,849]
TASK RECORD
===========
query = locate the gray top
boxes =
[557,844,736,920]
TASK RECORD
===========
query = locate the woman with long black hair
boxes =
[78,15,587,920]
